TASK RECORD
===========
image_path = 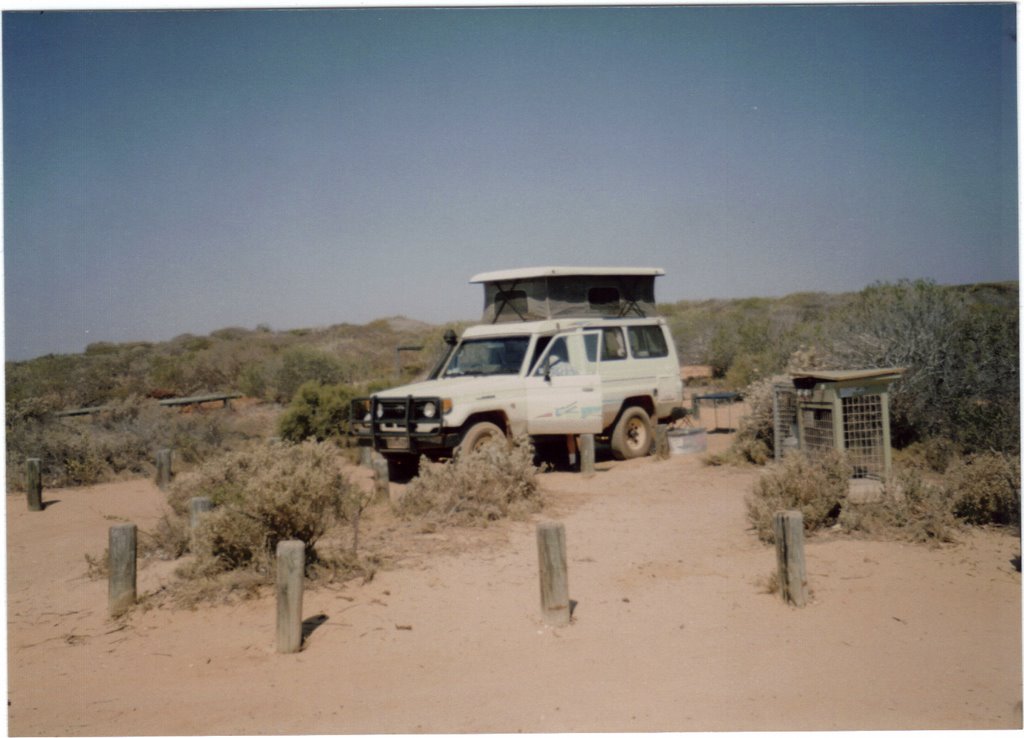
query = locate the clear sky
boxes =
[3,4,1018,360]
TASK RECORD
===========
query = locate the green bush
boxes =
[946,452,1021,526]
[274,347,347,403]
[746,450,851,542]
[278,381,355,442]
[397,435,542,525]
[826,280,1019,454]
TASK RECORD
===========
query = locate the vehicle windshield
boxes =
[443,336,531,377]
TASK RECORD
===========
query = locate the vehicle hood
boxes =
[372,375,524,400]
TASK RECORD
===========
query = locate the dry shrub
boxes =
[746,450,851,542]
[168,441,370,577]
[397,435,542,525]
[893,437,961,474]
[946,452,1021,526]
[142,513,191,561]
[707,376,782,467]
[839,469,958,544]
[5,395,233,489]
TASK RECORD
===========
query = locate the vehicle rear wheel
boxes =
[456,421,506,457]
[610,406,653,460]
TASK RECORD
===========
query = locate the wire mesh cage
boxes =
[773,369,903,479]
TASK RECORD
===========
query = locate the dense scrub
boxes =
[7,280,1016,485]
[6,317,466,410]
[824,280,1019,454]
[691,281,1018,458]
[5,396,235,488]
[747,450,1020,544]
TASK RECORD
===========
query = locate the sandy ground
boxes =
[6,426,1022,735]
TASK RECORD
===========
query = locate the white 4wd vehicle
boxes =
[351,267,683,471]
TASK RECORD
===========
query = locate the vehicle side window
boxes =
[627,325,669,358]
[533,336,577,377]
[529,336,552,373]
[601,327,627,361]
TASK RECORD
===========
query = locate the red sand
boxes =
[6,429,1022,734]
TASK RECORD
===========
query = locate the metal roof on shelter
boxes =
[789,367,905,383]
[470,266,664,283]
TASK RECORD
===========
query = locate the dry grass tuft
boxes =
[397,435,543,525]
[839,468,958,544]
[746,450,851,542]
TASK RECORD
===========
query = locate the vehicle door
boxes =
[524,330,603,435]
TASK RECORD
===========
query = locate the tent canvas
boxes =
[471,267,663,323]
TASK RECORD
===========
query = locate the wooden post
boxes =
[108,524,137,616]
[26,458,43,511]
[276,540,305,653]
[579,434,595,477]
[371,453,389,502]
[155,448,173,490]
[773,510,808,607]
[536,521,570,626]
[189,497,213,530]
[188,497,213,553]
[359,446,373,467]
[655,425,670,460]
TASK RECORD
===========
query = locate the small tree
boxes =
[278,381,355,442]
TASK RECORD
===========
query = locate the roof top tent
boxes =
[470,266,665,323]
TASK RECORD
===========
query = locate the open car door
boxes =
[525,329,603,435]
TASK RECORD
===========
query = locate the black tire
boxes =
[456,421,506,457]
[610,406,653,460]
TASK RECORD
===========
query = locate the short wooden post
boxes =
[155,448,173,490]
[108,524,137,616]
[655,425,670,460]
[579,434,595,477]
[774,510,808,607]
[536,521,570,626]
[371,453,389,502]
[188,497,213,553]
[359,446,373,467]
[26,458,43,511]
[276,540,305,653]
[189,497,213,530]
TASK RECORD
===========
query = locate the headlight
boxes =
[375,404,384,419]
[421,402,437,418]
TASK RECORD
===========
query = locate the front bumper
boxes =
[350,396,457,454]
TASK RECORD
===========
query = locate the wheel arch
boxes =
[460,410,510,435]
[605,395,656,434]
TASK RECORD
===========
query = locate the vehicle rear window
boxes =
[627,325,669,358]
[601,327,627,361]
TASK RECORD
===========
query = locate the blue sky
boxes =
[3,5,1018,360]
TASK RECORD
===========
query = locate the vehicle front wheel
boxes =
[456,421,506,457]
[610,406,653,460]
